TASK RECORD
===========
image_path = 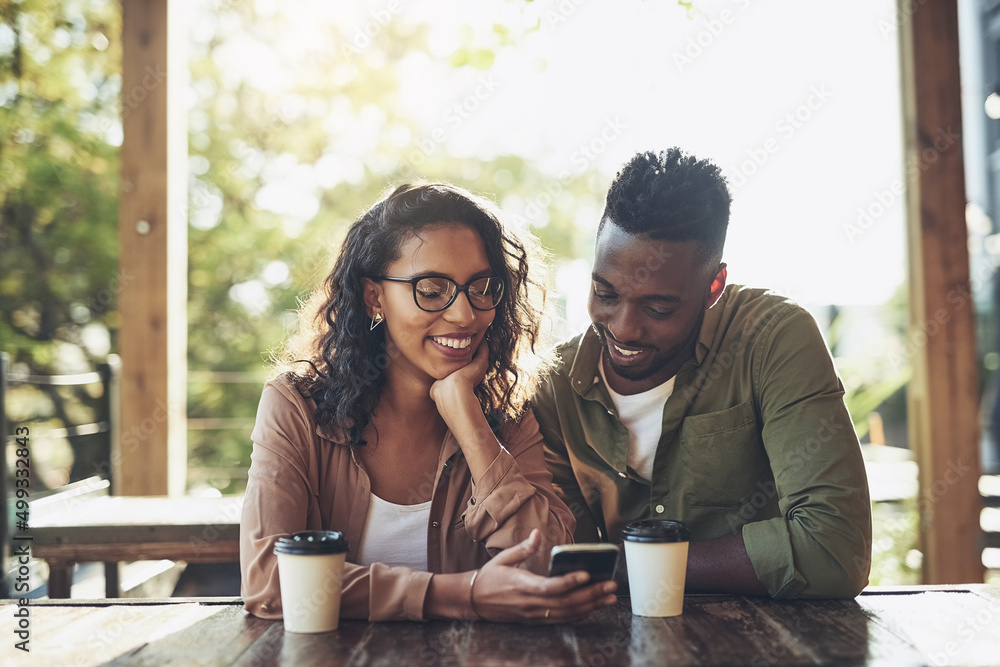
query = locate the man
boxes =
[533,148,872,598]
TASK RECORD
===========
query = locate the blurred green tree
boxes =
[180,1,602,492]
[1,0,121,489]
[0,0,120,363]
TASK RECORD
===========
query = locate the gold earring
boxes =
[370,312,384,331]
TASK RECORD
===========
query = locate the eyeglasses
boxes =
[376,275,504,312]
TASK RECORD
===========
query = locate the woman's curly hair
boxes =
[277,183,550,446]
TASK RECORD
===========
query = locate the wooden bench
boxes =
[2,352,121,596]
[29,486,242,598]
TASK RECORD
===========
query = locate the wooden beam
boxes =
[117,0,187,496]
[898,0,984,583]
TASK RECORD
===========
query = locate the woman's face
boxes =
[368,223,497,386]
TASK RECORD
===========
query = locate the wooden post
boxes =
[118,0,187,496]
[897,0,984,583]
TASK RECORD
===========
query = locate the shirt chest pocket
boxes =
[678,401,767,510]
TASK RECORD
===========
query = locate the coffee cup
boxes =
[622,519,690,617]
[274,530,350,633]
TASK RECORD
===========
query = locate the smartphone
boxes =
[548,543,620,582]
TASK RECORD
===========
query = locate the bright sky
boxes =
[220,0,907,308]
[425,0,906,308]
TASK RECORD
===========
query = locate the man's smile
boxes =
[597,327,655,365]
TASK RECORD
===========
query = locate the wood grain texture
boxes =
[30,496,242,596]
[896,0,984,583]
[750,595,923,665]
[118,0,188,497]
[859,590,1000,666]
[4,588,1000,666]
[34,541,238,563]
[105,606,272,667]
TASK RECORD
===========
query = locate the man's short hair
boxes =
[599,148,732,264]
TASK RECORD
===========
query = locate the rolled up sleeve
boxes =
[460,410,576,574]
[743,308,873,599]
[342,564,433,621]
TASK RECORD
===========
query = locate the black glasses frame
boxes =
[376,276,504,312]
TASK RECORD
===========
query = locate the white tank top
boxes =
[355,493,432,571]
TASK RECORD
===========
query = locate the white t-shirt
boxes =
[355,493,432,571]
[600,363,675,483]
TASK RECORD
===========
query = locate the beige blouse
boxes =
[240,374,576,621]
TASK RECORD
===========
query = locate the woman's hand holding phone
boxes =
[548,543,621,583]
[471,529,618,623]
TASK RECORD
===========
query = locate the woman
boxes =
[241,183,617,622]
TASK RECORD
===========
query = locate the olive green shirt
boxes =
[533,285,872,599]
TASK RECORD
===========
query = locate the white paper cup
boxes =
[622,520,690,617]
[274,530,350,633]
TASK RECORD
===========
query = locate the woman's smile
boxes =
[430,333,475,355]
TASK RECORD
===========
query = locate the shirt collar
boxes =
[695,287,727,365]
[568,326,605,397]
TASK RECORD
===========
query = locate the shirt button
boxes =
[432,521,439,527]
[655,504,665,514]
[618,472,627,478]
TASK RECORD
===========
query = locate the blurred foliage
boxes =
[0,0,120,365]
[868,498,921,586]
[1,0,121,491]
[830,282,911,444]
[181,1,607,493]
[3,0,605,494]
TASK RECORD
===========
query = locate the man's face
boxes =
[588,221,724,395]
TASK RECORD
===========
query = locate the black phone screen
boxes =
[548,547,619,581]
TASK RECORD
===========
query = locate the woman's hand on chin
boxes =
[427,341,500,480]
[470,529,619,624]
[429,340,490,407]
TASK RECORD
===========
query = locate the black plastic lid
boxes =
[622,520,690,543]
[274,530,349,555]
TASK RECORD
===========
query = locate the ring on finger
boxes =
[544,608,551,619]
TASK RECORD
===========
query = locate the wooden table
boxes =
[29,495,242,598]
[2,586,998,665]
